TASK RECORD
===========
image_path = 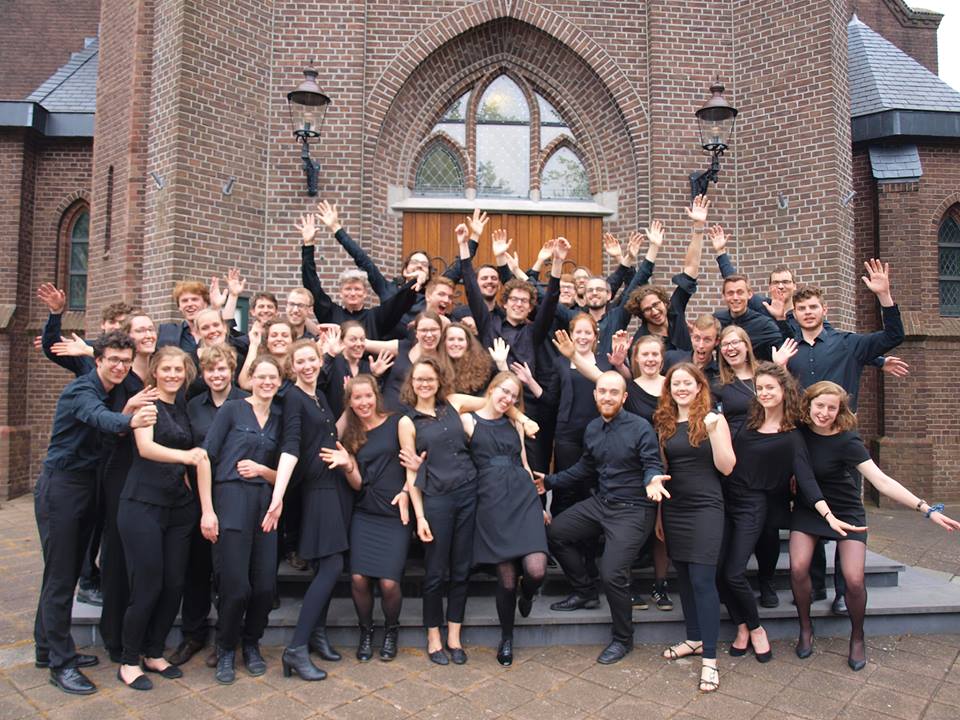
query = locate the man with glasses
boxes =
[34,331,157,695]
[284,288,316,340]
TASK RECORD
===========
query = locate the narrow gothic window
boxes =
[415,144,465,197]
[67,208,89,310]
[939,210,960,317]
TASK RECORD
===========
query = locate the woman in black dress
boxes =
[275,338,352,681]
[650,363,735,693]
[399,357,478,665]
[365,311,443,411]
[460,371,548,666]
[714,326,758,435]
[199,354,284,684]
[793,381,960,670]
[117,346,210,690]
[720,363,857,665]
[323,375,410,662]
[321,321,394,417]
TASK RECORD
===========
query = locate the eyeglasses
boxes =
[720,339,745,349]
[286,301,310,310]
[641,301,665,314]
[412,377,437,385]
[417,327,441,336]
[506,296,531,306]
[102,356,133,367]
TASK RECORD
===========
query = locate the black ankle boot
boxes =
[309,627,342,662]
[356,625,375,662]
[282,645,327,681]
[380,625,399,662]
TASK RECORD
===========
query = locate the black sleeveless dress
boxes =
[661,421,725,564]
[349,415,412,580]
[469,414,548,563]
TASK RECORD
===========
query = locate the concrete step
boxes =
[71,555,956,650]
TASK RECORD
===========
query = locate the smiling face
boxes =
[285,291,311,329]
[573,268,590,296]
[342,325,366,361]
[477,267,501,301]
[97,347,134,387]
[196,311,225,346]
[488,377,521,415]
[559,280,577,306]
[415,317,442,351]
[504,288,533,324]
[178,292,207,323]
[410,363,440,403]
[291,345,322,386]
[266,323,293,356]
[633,339,663,378]
[808,392,841,430]
[155,355,187,396]
[444,326,468,359]
[203,359,232,393]
[584,278,610,310]
[571,317,597,354]
[640,293,667,329]
[340,280,367,313]
[250,360,280,401]
[755,373,784,411]
[127,315,157,355]
[768,271,796,303]
[719,330,749,369]
[252,297,278,325]
[669,367,700,408]
[426,283,454,315]
[348,379,378,420]
[594,372,627,420]
[723,279,751,317]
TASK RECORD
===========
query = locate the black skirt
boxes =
[298,475,353,560]
[349,511,412,581]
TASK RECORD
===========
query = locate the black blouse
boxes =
[280,385,340,489]
[122,399,194,507]
[626,381,660,423]
[411,402,477,496]
[801,428,870,512]
[728,427,824,505]
[203,398,282,486]
[714,378,755,437]
[354,414,406,517]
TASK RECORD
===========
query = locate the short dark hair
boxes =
[101,302,134,324]
[793,285,824,304]
[251,291,278,308]
[93,330,135,359]
[722,274,752,292]
[768,266,795,284]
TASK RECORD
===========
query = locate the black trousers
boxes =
[422,483,477,629]
[98,450,131,656]
[548,495,655,645]
[550,438,590,517]
[719,489,766,630]
[212,482,277,649]
[78,463,105,590]
[117,498,195,664]
[179,519,214,643]
[33,468,97,669]
[754,524,780,583]
[674,560,721,659]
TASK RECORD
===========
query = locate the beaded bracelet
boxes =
[925,503,945,519]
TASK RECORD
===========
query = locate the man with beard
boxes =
[539,371,669,665]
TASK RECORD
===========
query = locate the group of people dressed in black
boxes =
[32,195,959,698]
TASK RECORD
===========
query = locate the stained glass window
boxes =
[415,144,464,197]
[476,76,530,198]
[940,213,960,317]
[541,147,590,200]
[68,209,89,310]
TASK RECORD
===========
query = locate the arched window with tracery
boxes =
[939,206,960,317]
[61,203,89,310]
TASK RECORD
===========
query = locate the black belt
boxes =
[595,493,647,508]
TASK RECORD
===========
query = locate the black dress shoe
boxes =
[117,667,153,691]
[50,667,97,695]
[517,578,534,618]
[597,640,632,665]
[380,625,399,662]
[167,638,206,666]
[309,627,342,662]
[205,649,219,668]
[215,648,236,684]
[795,634,814,659]
[758,579,780,608]
[832,594,848,616]
[549,593,600,611]
[356,625,375,662]
[242,643,267,676]
[35,652,99,669]
[76,586,104,607]
[729,641,751,657]
[496,638,513,667]
[848,655,866,671]
[427,648,449,665]
[282,645,327,681]
[447,646,468,665]
[812,588,828,601]
[143,661,184,679]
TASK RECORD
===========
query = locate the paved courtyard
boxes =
[1,495,959,720]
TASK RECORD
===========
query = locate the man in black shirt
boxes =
[34,331,156,695]
[540,372,669,664]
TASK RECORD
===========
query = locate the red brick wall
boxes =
[0,0,101,100]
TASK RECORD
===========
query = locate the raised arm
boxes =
[317,200,391,300]
[443,208,486,283]
[682,195,709,279]
[851,259,904,361]
[530,237,566,347]
[457,224,494,346]
[297,213,335,322]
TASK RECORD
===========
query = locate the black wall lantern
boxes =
[689,80,737,199]
[287,67,331,196]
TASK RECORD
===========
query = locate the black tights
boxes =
[789,532,867,661]
[495,553,548,640]
[290,554,343,648]
[352,574,403,627]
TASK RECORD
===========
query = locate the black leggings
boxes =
[117,499,194,664]
[789,532,866,659]
[719,489,766,630]
[673,560,721,660]
[290,553,343,647]
[495,553,548,640]
[352,575,402,628]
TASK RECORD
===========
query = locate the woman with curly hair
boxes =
[718,362,857,666]
[651,363,735,693]
[792,381,960,670]
[364,311,444,411]
[439,322,492,394]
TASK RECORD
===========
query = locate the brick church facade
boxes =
[1,0,958,502]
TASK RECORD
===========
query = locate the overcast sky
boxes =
[905,0,960,91]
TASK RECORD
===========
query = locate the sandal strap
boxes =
[664,640,703,659]
[699,664,720,691]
